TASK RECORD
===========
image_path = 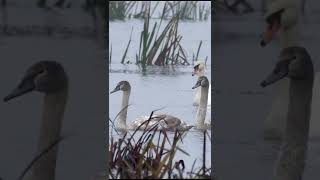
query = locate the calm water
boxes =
[108,15,212,173]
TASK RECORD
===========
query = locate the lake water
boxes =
[108,13,212,174]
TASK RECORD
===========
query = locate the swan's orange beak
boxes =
[192,70,196,76]
[260,8,284,47]
[260,21,281,47]
[192,65,199,76]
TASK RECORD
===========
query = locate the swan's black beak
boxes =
[260,70,288,87]
[110,86,120,94]
[4,78,35,102]
[260,56,296,88]
[192,82,201,89]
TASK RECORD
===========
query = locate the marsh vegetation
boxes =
[109,111,212,179]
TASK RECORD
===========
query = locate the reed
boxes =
[132,12,190,70]
[162,1,210,21]
[194,40,203,62]
[109,1,135,20]
[109,111,212,179]
[0,136,69,180]
[121,27,133,64]
[109,1,211,21]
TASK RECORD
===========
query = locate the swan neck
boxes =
[33,88,68,180]
[275,55,313,180]
[117,90,130,129]
[198,70,205,76]
[196,86,208,128]
[280,24,300,49]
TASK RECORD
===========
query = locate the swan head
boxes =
[260,0,300,47]
[192,76,209,89]
[192,60,205,76]
[260,47,311,87]
[4,61,68,102]
[110,81,131,94]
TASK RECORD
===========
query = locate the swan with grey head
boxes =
[110,76,211,131]
[4,61,68,180]
[192,60,211,106]
[260,0,314,179]
[261,46,313,180]
[260,0,320,139]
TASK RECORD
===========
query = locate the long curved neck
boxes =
[280,23,300,49]
[33,88,68,180]
[117,90,130,129]
[275,54,313,180]
[196,86,208,128]
[198,69,205,76]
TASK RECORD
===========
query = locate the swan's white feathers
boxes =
[130,114,191,131]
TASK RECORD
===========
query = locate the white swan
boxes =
[259,0,320,139]
[110,76,210,131]
[192,60,211,106]
[4,61,68,180]
[261,46,313,180]
[110,81,192,131]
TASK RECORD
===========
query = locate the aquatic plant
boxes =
[131,1,157,19]
[17,136,67,180]
[0,136,67,180]
[109,111,212,179]
[212,0,238,15]
[194,40,203,62]
[132,11,189,70]
[164,1,210,21]
[108,1,210,21]
[108,1,134,21]
[121,27,133,64]
[109,44,112,64]
[131,1,211,21]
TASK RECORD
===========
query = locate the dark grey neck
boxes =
[275,47,314,180]
[32,88,68,180]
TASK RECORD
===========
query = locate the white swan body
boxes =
[259,0,320,139]
[110,81,193,131]
[129,114,193,131]
[261,46,313,180]
[111,76,210,131]
[4,61,68,180]
[192,60,211,106]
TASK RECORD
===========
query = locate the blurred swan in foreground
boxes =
[192,60,211,106]
[4,61,68,180]
[260,0,314,179]
[110,76,211,131]
[260,0,320,139]
[261,47,313,180]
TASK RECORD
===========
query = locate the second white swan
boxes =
[110,76,211,131]
[192,60,211,106]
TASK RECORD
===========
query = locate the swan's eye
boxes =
[266,8,284,26]
[38,69,45,75]
[194,64,199,70]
